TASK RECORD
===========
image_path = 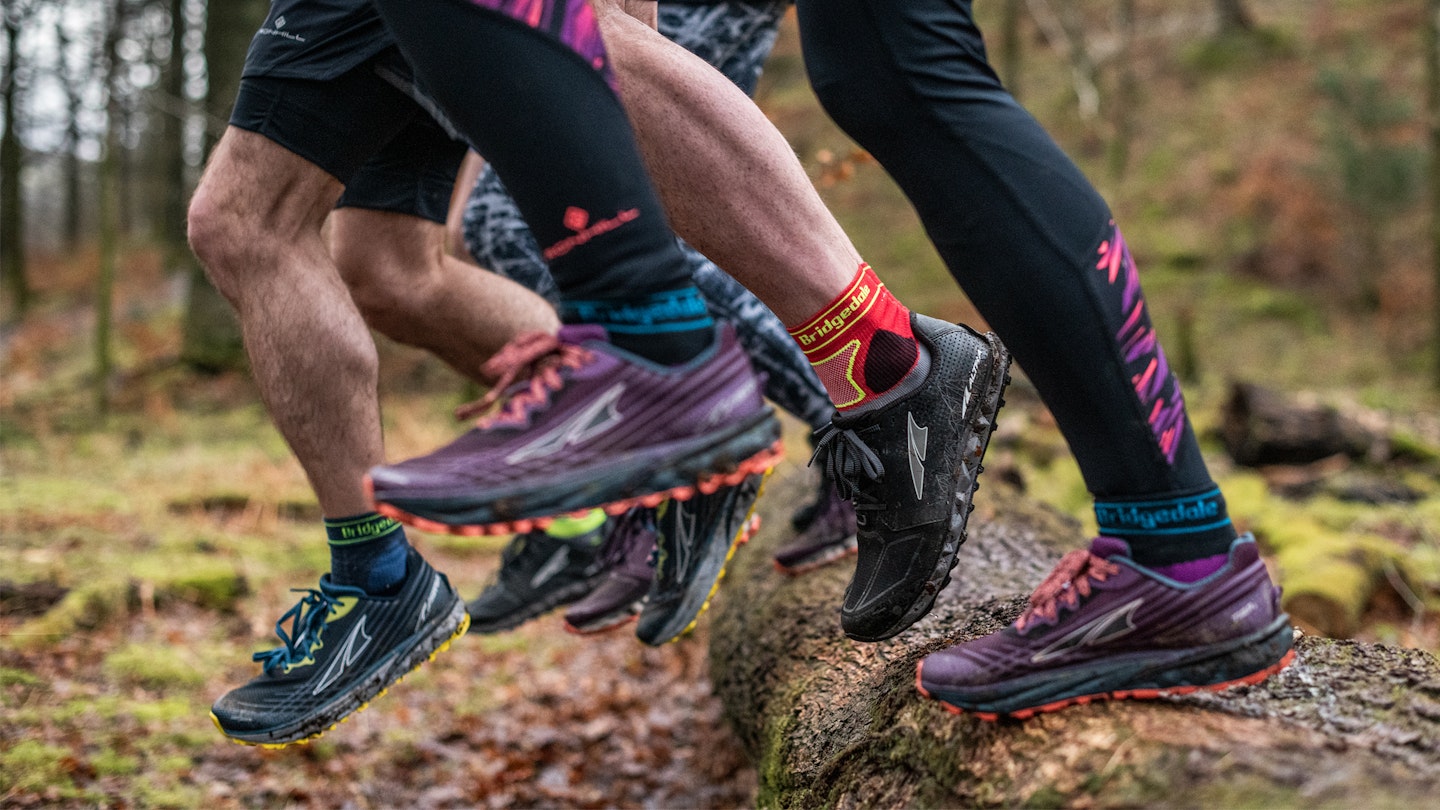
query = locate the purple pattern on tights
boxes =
[1095,222,1185,464]
[470,0,614,89]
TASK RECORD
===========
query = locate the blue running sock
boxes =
[325,513,410,595]
[562,286,715,364]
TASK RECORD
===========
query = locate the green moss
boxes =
[7,579,132,646]
[90,749,141,777]
[1023,785,1068,808]
[0,739,74,794]
[0,666,44,688]
[102,643,208,690]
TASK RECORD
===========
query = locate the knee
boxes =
[186,180,255,302]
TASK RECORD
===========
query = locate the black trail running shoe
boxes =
[210,549,468,747]
[813,314,1010,642]
[466,518,608,633]
[634,471,766,646]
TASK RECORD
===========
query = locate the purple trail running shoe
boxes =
[773,481,857,576]
[563,507,658,635]
[916,535,1296,721]
[367,325,783,536]
[814,314,1010,642]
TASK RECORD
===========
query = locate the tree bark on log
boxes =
[709,471,1440,807]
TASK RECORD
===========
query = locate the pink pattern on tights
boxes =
[1095,222,1184,464]
[469,0,613,89]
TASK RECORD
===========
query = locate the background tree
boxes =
[1,0,32,317]
[1429,0,1440,391]
[178,0,266,372]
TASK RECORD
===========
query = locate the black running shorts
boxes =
[229,47,466,223]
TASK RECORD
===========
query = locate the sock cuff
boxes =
[1093,487,1231,537]
[546,509,607,539]
[787,263,905,355]
[562,287,714,335]
[325,512,404,546]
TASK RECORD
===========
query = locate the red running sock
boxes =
[787,263,919,411]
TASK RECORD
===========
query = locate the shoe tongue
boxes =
[558,324,609,345]
[1090,536,1133,560]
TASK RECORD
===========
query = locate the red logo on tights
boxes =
[544,207,641,261]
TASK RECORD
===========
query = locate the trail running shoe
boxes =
[465,517,608,633]
[634,471,766,646]
[813,314,1010,642]
[773,480,858,576]
[916,535,1296,721]
[367,325,783,535]
[563,507,658,635]
[211,549,468,747]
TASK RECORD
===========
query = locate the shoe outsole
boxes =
[773,535,859,577]
[211,600,471,748]
[368,441,784,538]
[846,331,1013,642]
[915,648,1296,721]
[637,477,767,647]
[563,605,642,636]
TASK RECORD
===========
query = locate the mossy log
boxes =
[709,471,1440,808]
[1220,382,1381,467]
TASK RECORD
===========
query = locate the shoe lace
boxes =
[453,332,593,426]
[601,507,657,569]
[1016,549,1120,632]
[809,423,885,512]
[253,588,342,673]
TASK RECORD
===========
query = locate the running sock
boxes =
[1094,486,1238,567]
[545,509,608,548]
[325,513,410,595]
[563,286,715,365]
[787,263,924,411]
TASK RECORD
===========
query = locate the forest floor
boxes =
[5,3,1440,807]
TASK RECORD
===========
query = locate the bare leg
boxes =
[331,207,559,384]
[594,0,858,325]
[188,128,387,518]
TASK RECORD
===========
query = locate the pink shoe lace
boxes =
[1015,548,1121,632]
[454,332,593,427]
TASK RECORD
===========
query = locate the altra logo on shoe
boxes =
[506,384,625,464]
[543,206,641,261]
[906,412,928,500]
[1031,598,1142,664]
[313,616,373,695]
[529,546,571,589]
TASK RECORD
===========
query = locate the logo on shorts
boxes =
[544,207,640,261]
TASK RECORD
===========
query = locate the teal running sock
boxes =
[562,286,715,364]
[325,513,410,595]
[1093,486,1238,567]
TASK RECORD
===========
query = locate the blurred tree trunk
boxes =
[1430,0,1440,391]
[997,0,1023,102]
[180,0,265,372]
[97,0,126,415]
[1027,0,1099,120]
[1,3,30,316]
[160,0,189,269]
[1215,0,1254,35]
[56,12,84,251]
[1107,0,1138,184]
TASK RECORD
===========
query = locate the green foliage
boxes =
[1182,26,1294,73]
[1316,65,1424,219]
[102,643,208,690]
[0,740,75,794]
